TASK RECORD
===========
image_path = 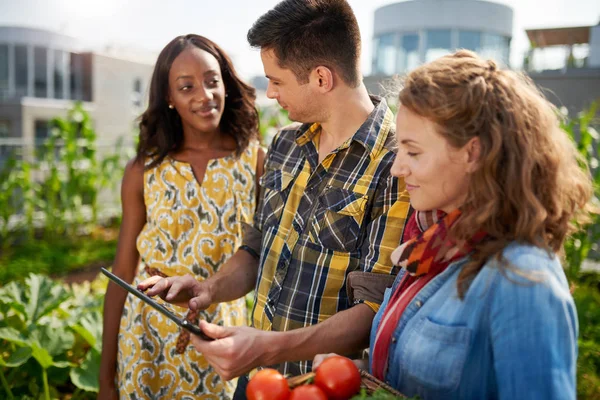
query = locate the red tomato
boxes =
[246,368,291,400]
[289,384,328,400]
[314,356,362,400]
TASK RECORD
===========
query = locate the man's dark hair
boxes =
[247,0,362,87]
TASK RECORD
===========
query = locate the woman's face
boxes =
[391,106,479,214]
[168,46,226,135]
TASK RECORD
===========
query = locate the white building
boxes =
[0,26,154,161]
[370,0,513,76]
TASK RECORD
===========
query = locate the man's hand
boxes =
[137,274,212,310]
[190,321,274,381]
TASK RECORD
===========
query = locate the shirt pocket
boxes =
[259,168,295,228]
[317,187,368,252]
[398,317,472,392]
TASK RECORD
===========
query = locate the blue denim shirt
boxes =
[369,243,577,400]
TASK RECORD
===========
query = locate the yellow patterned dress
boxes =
[117,141,259,399]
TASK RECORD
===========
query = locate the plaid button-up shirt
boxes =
[249,97,410,375]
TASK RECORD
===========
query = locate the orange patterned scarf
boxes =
[372,209,485,380]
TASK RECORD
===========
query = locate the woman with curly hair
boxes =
[99,34,264,399]
[315,50,595,399]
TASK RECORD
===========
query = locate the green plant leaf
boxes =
[0,346,32,367]
[0,281,27,318]
[0,327,29,347]
[29,344,54,370]
[23,274,71,324]
[30,324,75,359]
[51,360,73,368]
[69,311,102,352]
[70,349,100,393]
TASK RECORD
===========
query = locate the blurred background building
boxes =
[364,0,600,114]
[0,26,153,162]
[1,0,599,163]
[369,0,513,75]
[524,23,600,113]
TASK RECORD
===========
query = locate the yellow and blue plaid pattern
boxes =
[251,97,410,375]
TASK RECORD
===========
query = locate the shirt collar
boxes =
[294,95,394,159]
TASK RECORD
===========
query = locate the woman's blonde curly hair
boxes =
[398,50,596,297]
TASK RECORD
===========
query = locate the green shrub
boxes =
[0,274,107,399]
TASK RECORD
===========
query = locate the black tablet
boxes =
[101,267,212,341]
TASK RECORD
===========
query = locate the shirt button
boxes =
[415,300,423,308]
[391,337,397,343]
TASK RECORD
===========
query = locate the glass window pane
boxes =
[34,47,48,98]
[54,49,65,99]
[0,120,14,166]
[481,34,510,66]
[372,37,379,73]
[458,31,481,52]
[15,45,28,96]
[70,53,91,101]
[132,78,142,107]
[70,52,85,100]
[0,45,8,92]
[35,120,50,141]
[0,120,9,138]
[397,33,420,72]
[375,34,397,75]
[426,29,451,62]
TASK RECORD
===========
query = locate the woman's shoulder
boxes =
[500,242,560,271]
[238,139,262,162]
[481,242,571,302]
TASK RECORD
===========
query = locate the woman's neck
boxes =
[181,127,226,151]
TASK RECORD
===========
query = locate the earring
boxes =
[225,93,228,98]
[168,104,174,109]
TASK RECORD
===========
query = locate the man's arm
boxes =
[264,303,374,365]
[190,303,375,380]
[204,249,259,305]
[140,247,259,310]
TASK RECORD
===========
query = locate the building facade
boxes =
[0,26,154,161]
[370,0,513,76]
[524,23,600,114]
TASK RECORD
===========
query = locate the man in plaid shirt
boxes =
[141,0,410,394]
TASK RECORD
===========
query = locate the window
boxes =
[481,34,510,66]
[35,120,51,143]
[70,52,83,100]
[34,47,48,98]
[397,33,420,72]
[425,29,452,62]
[132,77,142,107]
[0,45,8,94]
[15,45,28,96]
[0,120,14,164]
[54,50,66,99]
[458,31,481,52]
[0,120,9,138]
[375,34,397,75]
[70,53,91,101]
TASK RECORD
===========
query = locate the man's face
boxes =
[260,49,319,123]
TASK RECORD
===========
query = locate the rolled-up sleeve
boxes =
[357,171,410,312]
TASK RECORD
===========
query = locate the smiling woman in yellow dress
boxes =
[98,34,264,400]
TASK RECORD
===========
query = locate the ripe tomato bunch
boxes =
[246,356,362,400]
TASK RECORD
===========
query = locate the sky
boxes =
[0,0,599,79]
